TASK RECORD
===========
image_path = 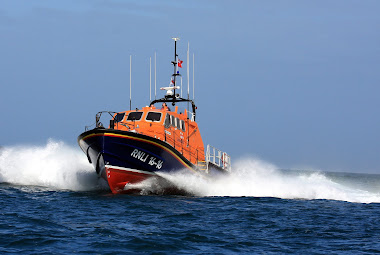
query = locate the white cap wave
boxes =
[158,158,380,203]
[0,139,99,191]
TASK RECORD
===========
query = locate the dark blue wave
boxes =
[1,184,380,254]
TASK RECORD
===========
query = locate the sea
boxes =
[1,140,380,254]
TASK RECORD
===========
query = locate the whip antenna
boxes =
[187,42,190,100]
[193,53,195,101]
[130,55,132,110]
[154,52,157,100]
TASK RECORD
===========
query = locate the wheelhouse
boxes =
[98,106,204,165]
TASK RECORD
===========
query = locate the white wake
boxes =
[158,158,380,203]
[0,139,100,191]
[1,141,379,203]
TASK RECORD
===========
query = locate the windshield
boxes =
[114,113,125,122]
[127,112,143,121]
[146,112,162,122]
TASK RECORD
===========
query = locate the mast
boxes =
[149,38,197,120]
[171,37,180,106]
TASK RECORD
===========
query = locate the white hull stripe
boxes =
[105,165,156,176]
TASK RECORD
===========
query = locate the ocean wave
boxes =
[0,139,101,191]
[159,157,380,203]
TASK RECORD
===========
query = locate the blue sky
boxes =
[1,0,379,173]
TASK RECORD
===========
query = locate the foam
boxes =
[0,139,100,191]
[1,141,379,203]
[158,157,380,203]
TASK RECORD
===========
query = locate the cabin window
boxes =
[181,120,185,131]
[127,112,143,121]
[170,115,175,126]
[164,114,170,128]
[175,117,179,128]
[146,112,162,122]
[114,113,125,122]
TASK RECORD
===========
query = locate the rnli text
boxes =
[130,149,163,169]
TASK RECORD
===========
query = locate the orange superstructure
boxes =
[110,105,205,165]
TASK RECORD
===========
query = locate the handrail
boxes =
[187,111,196,122]
[206,144,231,172]
[85,111,132,131]
[96,111,118,128]
[163,129,204,164]
[84,111,118,131]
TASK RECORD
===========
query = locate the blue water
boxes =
[1,140,380,254]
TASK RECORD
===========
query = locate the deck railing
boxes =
[163,128,204,165]
[205,145,231,172]
[85,111,118,131]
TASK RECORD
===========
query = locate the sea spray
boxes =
[0,139,102,191]
[158,157,380,203]
[1,141,380,203]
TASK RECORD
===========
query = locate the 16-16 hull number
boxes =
[130,149,163,169]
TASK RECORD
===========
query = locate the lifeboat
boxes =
[78,39,231,194]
